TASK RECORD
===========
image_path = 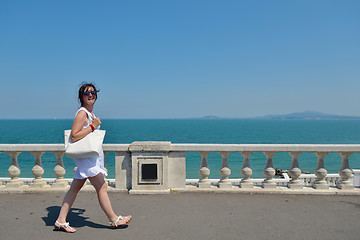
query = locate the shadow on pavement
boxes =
[42,206,111,229]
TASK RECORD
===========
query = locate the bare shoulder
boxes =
[74,110,88,124]
[76,109,88,117]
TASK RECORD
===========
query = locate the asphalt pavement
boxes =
[0,192,359,240]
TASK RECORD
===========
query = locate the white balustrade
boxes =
[0,143,359,193]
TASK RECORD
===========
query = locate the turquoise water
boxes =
[1,119,360,179]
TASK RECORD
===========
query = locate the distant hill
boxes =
[197,111,360,120]
[200,115,223,119]
[258,111,360,120]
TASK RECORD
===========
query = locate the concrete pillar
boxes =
[115,151,131,191]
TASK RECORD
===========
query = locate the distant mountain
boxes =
[200,115,223,119]
[259,111,360,120]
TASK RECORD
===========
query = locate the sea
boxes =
[1,119,360,179]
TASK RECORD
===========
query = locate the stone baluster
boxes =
[336,152,354,190]
[288,152,303,189]
[312,152,329,189]
[262,152,277,189]
[52,152,69,189]
[240,151,253,188]
[198,151,211,188]
[218,152,232,189]
[6,152,24,188]
[30,152,49,188]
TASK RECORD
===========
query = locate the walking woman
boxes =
[55,83,132,233]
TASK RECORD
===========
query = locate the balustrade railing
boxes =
[0,143,359,192]
[171,144,360,190]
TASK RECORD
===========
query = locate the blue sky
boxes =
[1,0,359,119]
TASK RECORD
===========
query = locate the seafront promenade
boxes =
[0,142,359,239]
[0,192,359,240]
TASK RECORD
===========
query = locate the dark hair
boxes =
[78,82,100,106]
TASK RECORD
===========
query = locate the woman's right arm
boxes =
[70,111,92,142]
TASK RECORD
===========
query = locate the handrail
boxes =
[170,144,360,152]
[1,143,359,152]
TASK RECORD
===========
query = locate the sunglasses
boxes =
[83,91,97,95]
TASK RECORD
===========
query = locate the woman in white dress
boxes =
[54,83,132,233]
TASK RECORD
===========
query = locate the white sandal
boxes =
[54,221,76,233]
[110,215,132,228]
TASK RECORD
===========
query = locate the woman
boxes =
[55,83,132,233]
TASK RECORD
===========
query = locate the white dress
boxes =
[73,107,107,179]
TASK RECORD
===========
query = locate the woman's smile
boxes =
[83,88,96,105]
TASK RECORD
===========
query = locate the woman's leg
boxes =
[88,173,117,221]
[88,173,131,226]
[56,178,86,225]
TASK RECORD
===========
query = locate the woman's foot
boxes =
[54,221,76,233]
[110,215,132,228]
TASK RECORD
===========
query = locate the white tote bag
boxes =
[64,129,106,159]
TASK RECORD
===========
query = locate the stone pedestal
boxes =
[128,142,185,194]
[240,180,254,189]
[219,179,232,189]
[262,179,277,189]
[198,180,211,188]
[6,178,24,188]
[312,179,329,189]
